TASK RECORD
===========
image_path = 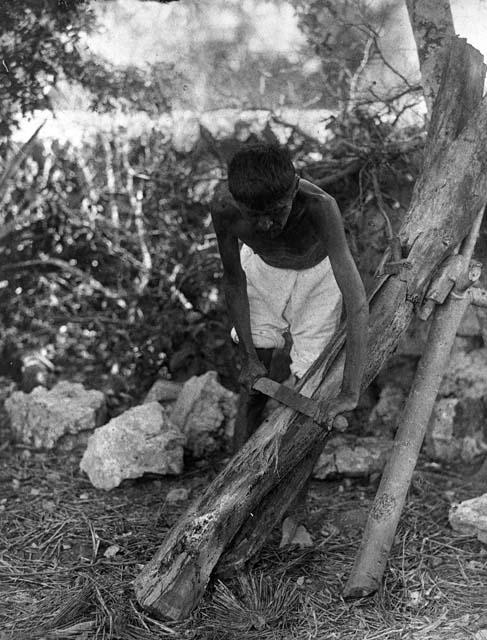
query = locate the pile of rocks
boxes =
[3,371,239,490]
[4,304,487,506]
[364,305,487,464]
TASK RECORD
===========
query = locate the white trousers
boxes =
[232,244,342,378]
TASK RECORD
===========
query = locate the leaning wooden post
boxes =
[343,207,485,598]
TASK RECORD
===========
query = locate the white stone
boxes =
[313,435,392,479]
[143,379,183,404]
[425,397,487,463]
[422,348,487,462]
[5,381,106,450]
[80,402,185,490]
[449,494,487,544]
[170,371,237,458]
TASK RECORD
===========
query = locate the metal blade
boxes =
[252,377,317,419]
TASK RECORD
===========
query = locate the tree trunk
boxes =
[405,0,455,114]
[134,37,487,621]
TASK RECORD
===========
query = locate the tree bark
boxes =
[134,37,487,621]
[405,0,455,114]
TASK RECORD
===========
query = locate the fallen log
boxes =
[134,37,487,620]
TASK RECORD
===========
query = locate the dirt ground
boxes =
[1,427,487,640]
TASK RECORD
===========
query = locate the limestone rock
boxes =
[439,348,487,399]
[5,381,106,450]
[313,435,392,479]
[368,384,405,437]
[449,494,487,543]
[170,371,237,458]
[425,397,487,462]
[80,402,185,490]
[457,305,483,337]
[423,348,487,463]
[144,379,183,404]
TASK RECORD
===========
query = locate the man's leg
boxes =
[232,347,274,453]
[282,259,343,541]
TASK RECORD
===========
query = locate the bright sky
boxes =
[87,0,306,66]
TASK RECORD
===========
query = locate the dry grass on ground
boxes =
[1,438,487,640]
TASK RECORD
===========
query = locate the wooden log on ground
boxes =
[134,275,411,620]
[134,37,487,621]
[343,209,484,598]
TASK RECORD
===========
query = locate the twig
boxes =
[121,144,152,295]
[101,133,120,242]
[0,258,120,299]
[347,33,375,114]
[371,168,394,242]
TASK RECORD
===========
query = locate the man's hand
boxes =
[313,392,358,431]
[238,356,268,392]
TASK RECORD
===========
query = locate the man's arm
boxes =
[311,194,369,425]
[210,207,267,388]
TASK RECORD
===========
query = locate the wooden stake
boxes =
[343,208,484,598]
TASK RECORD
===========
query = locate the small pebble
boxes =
[166,488,189,503]
[104,544,121,558]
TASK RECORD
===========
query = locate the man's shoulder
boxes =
[299,178,335,207]
[211,181,238,216]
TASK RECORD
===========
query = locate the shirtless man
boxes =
[211,143,368,454]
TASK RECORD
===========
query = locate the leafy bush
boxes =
[0,110,424,412]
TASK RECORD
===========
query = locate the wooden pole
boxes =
[343,208,484,598]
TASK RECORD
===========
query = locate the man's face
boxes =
[237,177,299,238]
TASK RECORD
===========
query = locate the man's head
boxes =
[228,143,299,236]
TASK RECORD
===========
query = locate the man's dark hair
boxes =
[227,143,295,209]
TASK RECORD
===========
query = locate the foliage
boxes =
[79,57,184,115]
[291,0,409,110]
[0,0,95,140]
[0,126,237,410]
[0,110,424,411]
